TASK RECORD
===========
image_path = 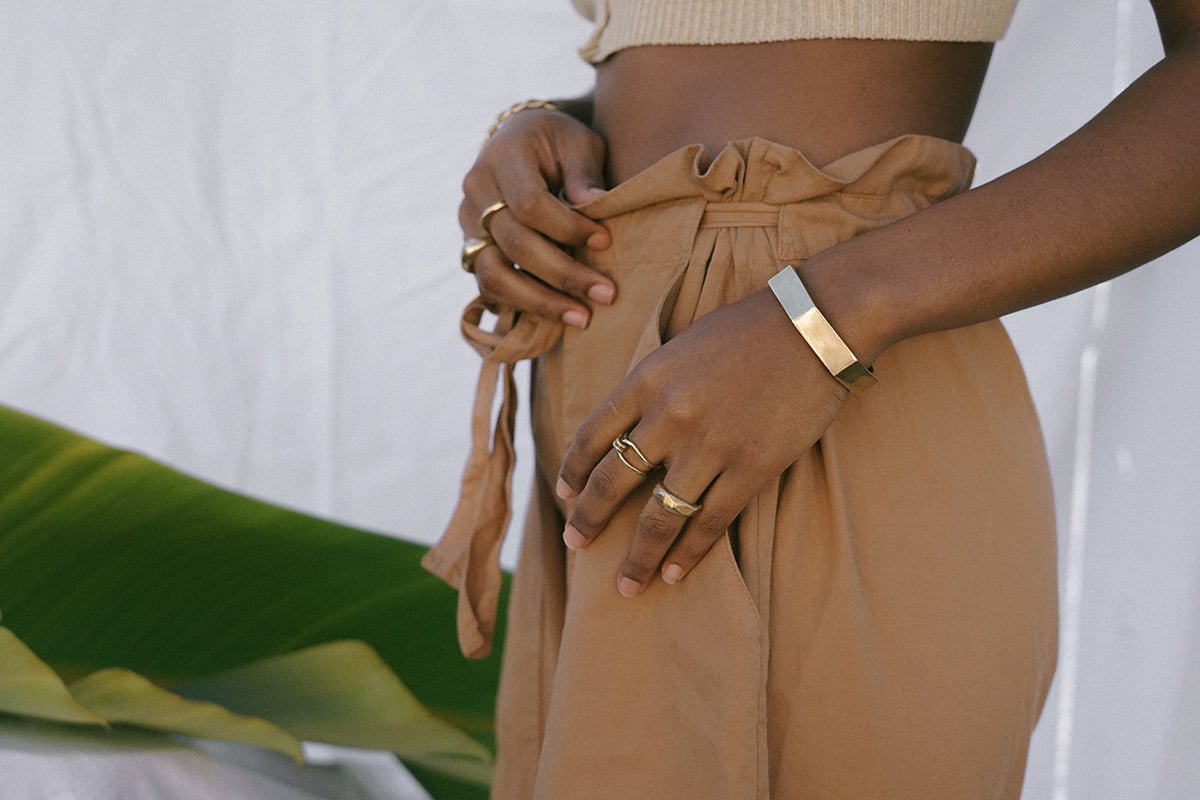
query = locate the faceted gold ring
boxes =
[612,434,657,477]
[652,483,702,517]
[478,200,508,237]
[461,236,494,274]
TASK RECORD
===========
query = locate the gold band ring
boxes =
[652,483,702,517]
[613,434,655,471]
[478,200,508,237]
[461,236,494,274]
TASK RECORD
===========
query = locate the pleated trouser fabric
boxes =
[435,135,1059,800]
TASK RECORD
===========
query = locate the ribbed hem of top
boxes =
[577,0,1018,63]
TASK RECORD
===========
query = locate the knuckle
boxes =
[627,359,666,397]
[457,199,474,229]
[692,511,730,542]
[506,191,540,220]
[586,465,620,502]
[488,221,531,263]
[460,168,487,201]
[475,261,506,295]
[662,390,701,425]
[638,509,678,545]
[489,223,517,257]
[507,191,544,221]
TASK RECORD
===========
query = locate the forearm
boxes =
[803,33,1200,365]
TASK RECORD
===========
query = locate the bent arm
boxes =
[805,0,1200,365]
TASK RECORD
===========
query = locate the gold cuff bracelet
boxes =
[767,265,877,395]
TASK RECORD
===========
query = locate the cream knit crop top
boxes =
[571,0,1019,63]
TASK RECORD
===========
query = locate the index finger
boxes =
[556,391,640,501]
[493,158,610,251]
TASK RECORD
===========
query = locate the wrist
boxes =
[793,243,900,368]
[768,266,877,394]
[481,99,563,149]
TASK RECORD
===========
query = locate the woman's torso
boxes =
[593,40,994,184]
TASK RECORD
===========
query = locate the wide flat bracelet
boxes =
[768,265,877,395]
[481,99,562,149]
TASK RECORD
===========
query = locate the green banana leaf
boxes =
[69,663,305,761]
[182,640,493,785]
[0,626,106,726]
[0,405,507,799]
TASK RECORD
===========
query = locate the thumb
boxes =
[561,156,607,206]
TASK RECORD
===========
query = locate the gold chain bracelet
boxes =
[481,99,562,149]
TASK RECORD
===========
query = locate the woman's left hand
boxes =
[556,286,849,597]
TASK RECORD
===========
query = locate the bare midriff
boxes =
[592,39,994,185]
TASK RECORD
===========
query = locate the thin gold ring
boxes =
[461,236,493,274]
[478,200,508,236]
[615,449,648,476]
[611,437,649,476]
[652,483,702,517]
[614,434,655,471]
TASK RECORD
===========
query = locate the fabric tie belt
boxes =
[420,303,562,658]
[697,202,780,228]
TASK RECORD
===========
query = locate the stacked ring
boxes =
[461,237,493,274]
[612,434,657,476]
[461,200,509,274]
[479,200,507,236]
[652,483,702,517]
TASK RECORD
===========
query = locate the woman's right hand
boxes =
[459,105,615,329]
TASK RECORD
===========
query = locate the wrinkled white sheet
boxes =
[0,1,1196,798]
[0,719,431,800]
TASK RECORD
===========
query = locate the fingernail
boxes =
[562,309,588,329]
[555,477,577,499]
[617,577,642,598]
[587,283,615,304]
[585,187,606,198]
[662,563,684,585]
[563,525,588,550]
[586,231,610,250]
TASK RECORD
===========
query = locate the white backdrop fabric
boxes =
[1,1,1197,798]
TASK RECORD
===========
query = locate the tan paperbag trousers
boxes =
[425,135,1059,799]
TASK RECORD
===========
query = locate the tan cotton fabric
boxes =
[426,135,1059,799]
